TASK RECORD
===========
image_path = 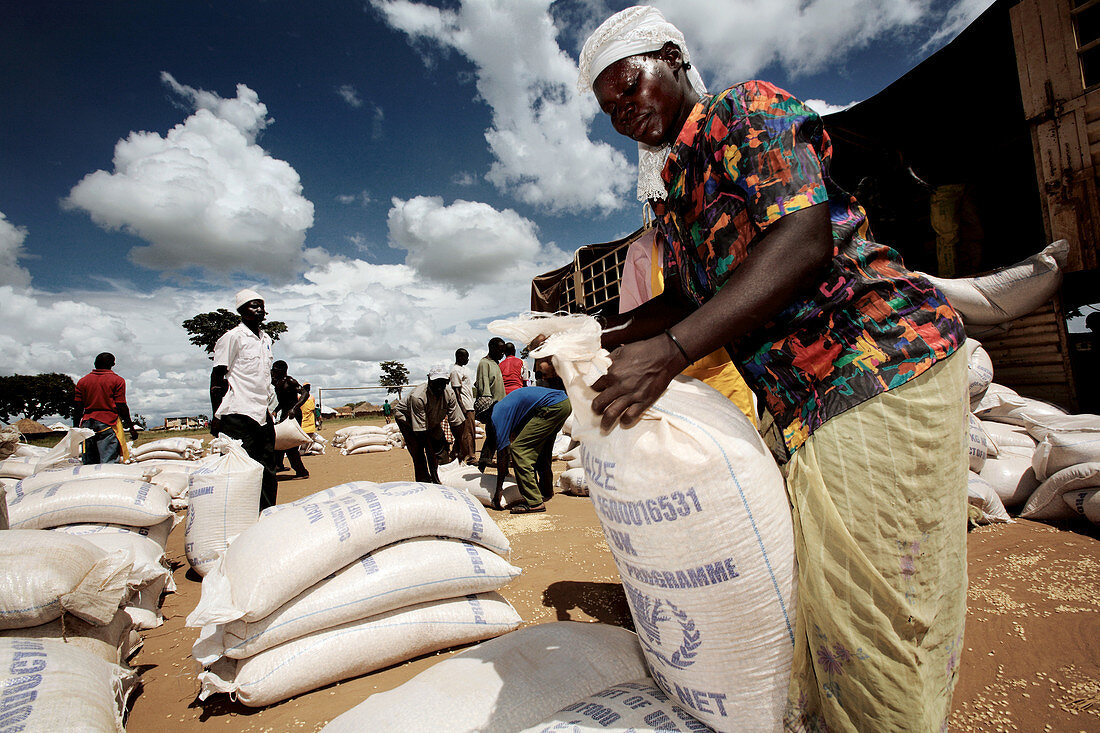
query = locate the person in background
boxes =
[449,348,477,465]
[210,288,278,510]
[74,352,138,464]
[393,363,466,484]
[312,394,323,431]
[578,7,967,730]
[474,337,507,472]
[271,361,310,480]
[499,342,525,394]
[382,399,393,424]
[487,342,571,514]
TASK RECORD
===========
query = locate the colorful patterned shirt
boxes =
[652,81,963,451]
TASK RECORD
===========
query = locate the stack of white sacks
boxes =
[187,481,521,708]
[126,436,205,463]
[0,530,140,731]
[934,240,1099,525]
[300,432,327,455]
[332,423,403,455]
[0,427,90,483]
[552,415,588,497]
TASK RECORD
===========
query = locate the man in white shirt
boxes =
[394,363,466,484]
[449,348,476,465]
[209,288,278,510]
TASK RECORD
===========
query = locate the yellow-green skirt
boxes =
[783,351,969,732]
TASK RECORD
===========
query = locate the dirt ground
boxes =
[122,424,1100,733]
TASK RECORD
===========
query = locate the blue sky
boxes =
[1,0,994,423]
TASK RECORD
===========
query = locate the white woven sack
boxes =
[59,529,171,591]
[321,621,648,733]
[344,432,390,450]
[979,420,1036,457]
[260,483,375,519]
[187,482,510,627]
[199,592,521,707]
[0,637,135,733]
[973,388,1068,427]
[53,516,176,551]
[1022,413,1100,442]
[518,678,709,733]
[1019,462,1100,520]
[965,339,994,399]
[0,609,136,666]
[966,472,1011,524]
[185,437,263,577]
[132,449,196,462]
[273,419,310,451]
[7,477,171,530]
[10,463,156,497]
[124,574,171,630]
[491,314,796,732]
[967,413,988,473]
[343,443,391,455]
[552,433,574,459]
[978,449,1040,507]
[0,428,94,480]
[437,460,523,509]
[195,537,520,663]
[558,467,589,497]
[920,239,1067,326]
[130,437,203,458]
[1032,431,1100,481]
[0,530,131,628]
[1061,489,1100,523]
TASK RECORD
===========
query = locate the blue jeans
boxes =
[81,418,120,464]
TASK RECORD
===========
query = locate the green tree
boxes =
[379,361,410,397]
[0,373,76,422]
[181,309,288,358]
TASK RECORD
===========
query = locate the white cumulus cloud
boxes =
[62,73,315,281]
[386,195,563,292]
[0,212,31,288]
[371,0,635,215]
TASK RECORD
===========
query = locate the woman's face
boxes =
[592,51,688,148]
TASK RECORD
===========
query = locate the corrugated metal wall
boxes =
[978,299,1077,410]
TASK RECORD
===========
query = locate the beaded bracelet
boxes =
[664,329,691,364]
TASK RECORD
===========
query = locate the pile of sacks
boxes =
[0,531,142,731]
[552,415,588,497]
[323,622,713,733]
[966,340,1100,525]
[0,427,90,483]
[126,436,205,463]
[332,423,403,455]
[187,481,520,707]
[300,432,327,456]
[6,461,179,630]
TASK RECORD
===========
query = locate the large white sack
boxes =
[187,482,510,627]
[437,460,524,509]
[491,314,796,733]
[124,574,171,630]
[1062,489,1100,523]
[260,483,376,518]
[132,449,199,462]
[130,437,203,458]
[965,339,994,399]
[0,637,135,733]
[59,529,171,590]
[185,437,263,577]
[344,432,390,450]
[1032,431,1100,481]
[1021,413,1100,442]
[10,462,157,496]
[7,477,171,530]
[321,621,649,733]
[1019,462,1100,520]
[920,239,1067,326]
[973,388,1068,427]
[552,432,574,459]
[342,443,392,455]
[199,592,521,707]
[273,419,310,451]
[966,472,1011,524]
[518,678,709,733]
[967,413,989,473]
[0,608,137,666]
[54,516,176,551]
[0,530,132,628]
[558,467,590,497]
[979,420,1036,457]
[197,538,521,662]
[978,450,1040,507]
[0,427,94,480]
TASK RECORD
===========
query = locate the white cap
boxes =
[235,288,263,310]
[428,363,451,381]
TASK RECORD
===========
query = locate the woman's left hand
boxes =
[591,333,687,431]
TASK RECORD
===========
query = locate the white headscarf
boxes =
[577,6,707,201]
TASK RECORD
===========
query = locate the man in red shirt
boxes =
[73,352,138,464]
[498,342,525,395]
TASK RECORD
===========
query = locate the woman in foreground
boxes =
[578,7,969,731]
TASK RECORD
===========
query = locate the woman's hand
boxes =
[591,332,687,430]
